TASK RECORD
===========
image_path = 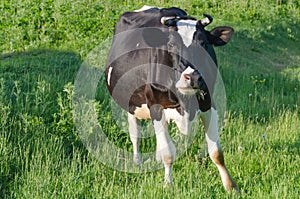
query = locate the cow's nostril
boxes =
[183,74,190,81]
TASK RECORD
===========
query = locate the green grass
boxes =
[1,0,299,198]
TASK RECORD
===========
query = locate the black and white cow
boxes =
[105,6,239,192]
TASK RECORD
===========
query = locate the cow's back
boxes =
[115,7,187,34]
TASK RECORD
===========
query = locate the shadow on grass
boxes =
[216,20,300,122]
[0,49,84,197]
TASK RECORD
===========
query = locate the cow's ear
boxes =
[207,26,234,46]
[142,28,169,47]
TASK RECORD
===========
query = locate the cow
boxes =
[105,6,239,192]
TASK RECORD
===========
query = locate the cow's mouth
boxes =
[176,86,197,95]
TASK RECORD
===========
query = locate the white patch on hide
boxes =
[164,109,191,135]
[107,66,113,86]
[133,104,151,120]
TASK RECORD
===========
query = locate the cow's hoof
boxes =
[224,183,240,194]
[163,179,173,188]
[133,153,142,165]
[233,186,240,194]
[231,185,240,194]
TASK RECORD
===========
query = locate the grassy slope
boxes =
[0,0,299,198]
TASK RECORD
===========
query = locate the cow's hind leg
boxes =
[128,113,141,165]
[151,105,176,186]
[201,108,240,193]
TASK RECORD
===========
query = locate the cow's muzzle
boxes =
[187,70,206,89]
[176,67,207,95]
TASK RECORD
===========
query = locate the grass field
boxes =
[0,0,299,198]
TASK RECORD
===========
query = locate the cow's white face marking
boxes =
[176,19,197,47]
[107,66,113,86]
[175,66,196,95]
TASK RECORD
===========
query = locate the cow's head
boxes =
[143,14,234,95]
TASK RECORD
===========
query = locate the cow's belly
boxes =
[133,104,193,135]
[133,104,183,121]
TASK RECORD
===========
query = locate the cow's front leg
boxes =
[128,113,141,165]
[201,108,240,193]
[150,104,176,186]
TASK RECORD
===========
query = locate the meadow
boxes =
[0,0,299,198]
